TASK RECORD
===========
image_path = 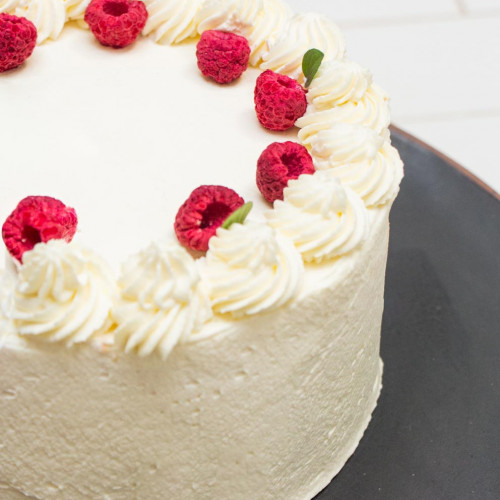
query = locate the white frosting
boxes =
[15,0,66,44]
[266,171,367,262]
[306,122,383,168]
[113,241,212,359]
[321,141,404,208]
[306,59,373,109]
[142,0,203,45]
[0,208,391,500]
[63,0,89,22]
[261,12,346,82]
[4,240,114,346]
[195,0,263,39]
[0,0,20,13]
[297,84,391,141]
[247,0,292,66]
[200,222,303,316]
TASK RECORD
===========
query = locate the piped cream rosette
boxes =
[112,241,212,360]
[305,123,404,207]
[199,221,303,317]
[142,0,204,45]
[266,170,367,263]
[261,12,345,82]
[296,59,391,140]
[3,239,115,345]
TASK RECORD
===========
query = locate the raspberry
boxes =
[0,14,37,73]
[254,70,307,131]
[2,196,78,263]
[257,142,315,203]
[175,186,244,252]
[84,0,148,49]
[196,30,250,84]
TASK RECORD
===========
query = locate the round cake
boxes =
[0,1,403,498]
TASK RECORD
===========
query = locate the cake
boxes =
[0,1,404,498]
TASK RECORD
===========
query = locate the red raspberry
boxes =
[257,142,315,203]
[0,14,37,73]
[2,196,78,263]
[254,70,307,131]
[84,0,148,49]
[175,186,244,252]
[196,30,250,84]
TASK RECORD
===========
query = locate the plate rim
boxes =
[390,125,500,202]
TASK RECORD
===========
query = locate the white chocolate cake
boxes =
[0,1,403,498]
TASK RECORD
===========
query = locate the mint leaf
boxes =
[302,48,325,88]
[222,202,253,230]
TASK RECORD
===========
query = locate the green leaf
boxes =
[302,48,325,88]
[222,202,253,230]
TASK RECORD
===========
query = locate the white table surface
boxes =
[287,0,500,194]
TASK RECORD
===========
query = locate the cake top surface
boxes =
[0,0,403,356]
[0,26,296,268]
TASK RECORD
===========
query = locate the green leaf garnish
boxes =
[302,48,325,88]
[222,202,253,230]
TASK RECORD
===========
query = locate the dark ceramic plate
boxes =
[315,128,500,500]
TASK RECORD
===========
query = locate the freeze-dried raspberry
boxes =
[2,196,78,262]
[84,0,148,49]
[196,30,250,84]
[0,14,37,73]
[254,70,307,131]
[175,185,245,252]
[257,142,315,203]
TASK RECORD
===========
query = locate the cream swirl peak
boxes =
[297,84,391,142]
[200,222,303,317]
[306,59,373,109]
[247,0,292,66]
[261,12,345,82]
[3,240,115,345]
[266,171,367,262]
[16,0,66,44]
[195,0,263,39]
[64,0,90,22]
[113,241,211,359]
[0,0,20,13]
[142,0,203,45]
[306,122,384,168]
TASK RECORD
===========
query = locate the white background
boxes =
[288,0,500,193]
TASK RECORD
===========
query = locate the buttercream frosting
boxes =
[266,171,367,262]
[3,240,115,346]
[142,0,203,45]
[15,0,66,44]
[261,12,345,82]
[195,0,263,39]
[113,241,212,359]
[200,222,303,317]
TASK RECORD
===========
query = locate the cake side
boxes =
[0,206,389,500]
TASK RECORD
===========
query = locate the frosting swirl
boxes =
[306,59,373,109]
[297,84,391,142]
[113,241,212,359]
[196,0,263,39]
[319,140,404,207]
[63,0,90,22]
[0,0,20,13]
[306,122,383,169]
[200,222,303,317]
[260,13,345,82]
[247,0,292,66]
[16,0,66,44]
[5,240,115,345]
[266,171,367,262]
[142,0,203,45]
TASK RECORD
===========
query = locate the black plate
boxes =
[315,128,500,500]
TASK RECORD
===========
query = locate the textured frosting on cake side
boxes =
[0,1,404,498]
